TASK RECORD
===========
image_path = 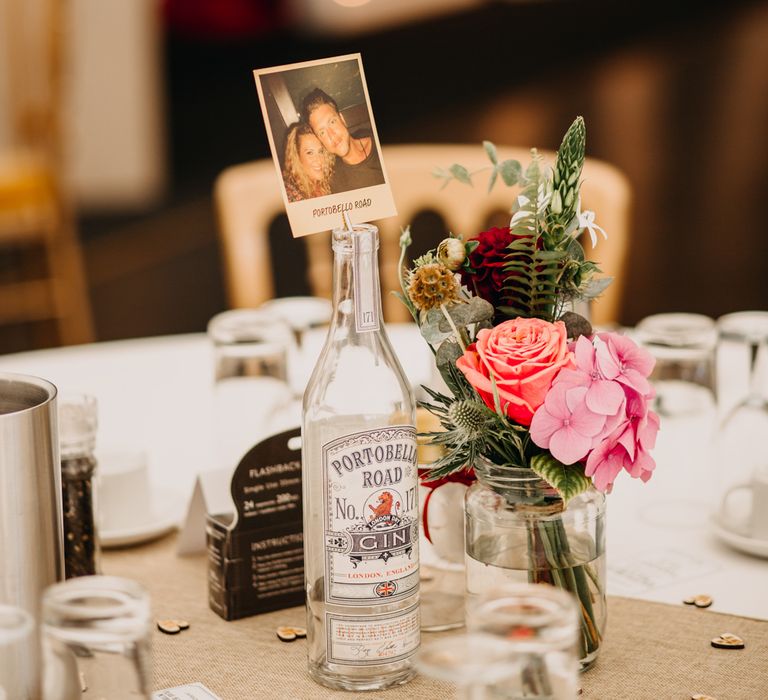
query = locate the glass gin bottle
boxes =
[302,223,420,691]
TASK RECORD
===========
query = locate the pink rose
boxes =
[456,318,574,426]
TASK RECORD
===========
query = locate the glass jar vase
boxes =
[464,457,606,669]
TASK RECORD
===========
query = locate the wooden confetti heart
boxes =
[157,619,181,635]
[276,625,306,642]
[710,633,744,649]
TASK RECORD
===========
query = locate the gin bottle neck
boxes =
[330,225,382,335]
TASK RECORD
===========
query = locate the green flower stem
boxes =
[551,519,600,654]
[439,303,467,351]
[526,515,601,660]
[397,231,419,325]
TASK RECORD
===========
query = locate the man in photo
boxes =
[301,88,385,194]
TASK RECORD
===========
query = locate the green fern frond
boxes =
[497,152,564,321]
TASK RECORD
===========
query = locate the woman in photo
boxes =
[282,122,334,201]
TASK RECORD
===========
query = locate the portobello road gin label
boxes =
[322,426,419,605]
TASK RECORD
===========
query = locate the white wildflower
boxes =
[576,200,607,248]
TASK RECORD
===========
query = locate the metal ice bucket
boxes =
[0,373,63,697]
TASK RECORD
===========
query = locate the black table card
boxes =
[207,427,304,620]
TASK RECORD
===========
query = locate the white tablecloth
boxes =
[1,325,766,619]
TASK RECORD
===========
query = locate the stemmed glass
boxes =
[714,312,768,543]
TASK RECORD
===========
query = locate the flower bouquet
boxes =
[397,117,660,666]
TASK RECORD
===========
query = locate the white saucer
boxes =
[711,518,768,559]
[100,515,179,549]
[100,490,183,549]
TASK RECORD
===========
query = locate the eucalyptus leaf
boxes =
[483,141,498,165]
[582,276,614,299]
[436,338,464,368]
[499,159,522,186]
[436,297,494,331]
[419,308,453,345]
[529,453,592,504]
[435,339,466,396]
[566,237,586,262]
[449,164,472,185]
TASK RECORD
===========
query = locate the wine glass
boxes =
[713,312,768,544]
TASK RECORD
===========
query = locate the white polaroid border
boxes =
[253,54,397,238]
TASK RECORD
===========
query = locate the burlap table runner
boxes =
[104,535,768,699]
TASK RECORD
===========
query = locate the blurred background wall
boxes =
[0,0,766,352]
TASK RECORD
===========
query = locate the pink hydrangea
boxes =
[531,330,660,492]
[529,384,606,465]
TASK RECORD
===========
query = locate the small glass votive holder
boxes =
[465,583,580,699]
[416,633,522,699]
[207,309,296,469]
[0,604,36,700]
[635,312,717,416]
[42,576,151,700]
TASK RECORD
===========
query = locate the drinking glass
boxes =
[207,309,296,470]
[713,312,768,542]
[416,407,467,632]
[259,297,332,396]
[635,312,717,416]
[416,633,521,699]
[633,314,718,527]
[418,481,466,632]
[42,576,151,700]
[465,583,580,699]
[0,605,36,700]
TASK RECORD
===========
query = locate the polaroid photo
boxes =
[253,54,397,237]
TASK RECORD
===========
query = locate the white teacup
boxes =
[719,468,768,540]
[96,450,154,534]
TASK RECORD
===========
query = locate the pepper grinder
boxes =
[59,394,100,578]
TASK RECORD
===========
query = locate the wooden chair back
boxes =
[214,144,631,326]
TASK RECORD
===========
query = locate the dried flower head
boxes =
[437,238,466,271]
[407,263,460,311]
